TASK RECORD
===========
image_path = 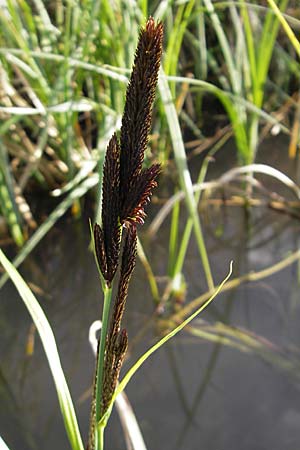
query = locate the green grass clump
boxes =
[0,0,299,295]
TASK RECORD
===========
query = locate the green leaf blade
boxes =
[102,262,233,425]
[0,250,85,450]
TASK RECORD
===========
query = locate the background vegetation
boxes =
[0,0,299,246]
[0,1,300,449]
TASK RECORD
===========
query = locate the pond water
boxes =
[1,136,300,450]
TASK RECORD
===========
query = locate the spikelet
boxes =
[101,227,137,413]
[119,17,163,225]
[94,134,121,285]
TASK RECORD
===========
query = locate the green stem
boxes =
[168,193,180,277]
[97,424,105,450]
[193,221,214,291]
[248,114,259,163]
[159,71,214,292]
[95,283,113,437]
[137,237,160,304]
[173,136,225,277]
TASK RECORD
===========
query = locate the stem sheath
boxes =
[95,283,113,449]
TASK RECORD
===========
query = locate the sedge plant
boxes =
[87,16,230,450]
[88,17,163,450]
[0,16,233,450]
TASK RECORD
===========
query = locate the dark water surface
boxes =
[1,137,300,450]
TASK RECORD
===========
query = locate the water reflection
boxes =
[1,138,300,450]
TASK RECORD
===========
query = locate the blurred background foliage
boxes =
[1,4,300,449]
[0,0,299,250]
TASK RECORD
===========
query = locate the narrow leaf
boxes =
[102,262,233,424]
[0,436,11,450]
[0,250,85,450]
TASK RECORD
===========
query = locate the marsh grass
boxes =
[0,1,299,248]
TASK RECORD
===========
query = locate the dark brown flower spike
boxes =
[101,226,137,414]
[94,134,121,285]
[101,329,128,414]
[87,342,100,450]
[119,17,163,224]
[94,18,162,282]
[108,226,137,341]
[122,164,161,226]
